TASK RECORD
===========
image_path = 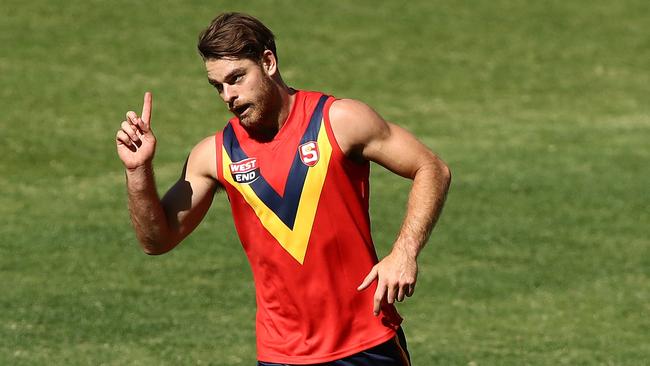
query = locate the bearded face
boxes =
[205,57,280,130]
[235,70,276,128]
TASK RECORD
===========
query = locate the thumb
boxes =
[357,266,378,291]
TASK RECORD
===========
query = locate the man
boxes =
[116,12,450,366]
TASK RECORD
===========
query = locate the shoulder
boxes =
[330,98,382,122]
[186,134,218,180]
[328,98,390,158]
[190,134,217,159]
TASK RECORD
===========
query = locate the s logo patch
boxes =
[229,157,260,184]
[299,141,319,167]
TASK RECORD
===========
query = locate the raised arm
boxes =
[329,99,451,315]
[116,92,219,255]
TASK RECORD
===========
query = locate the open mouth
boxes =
[233,104,251,116]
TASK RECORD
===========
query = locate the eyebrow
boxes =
[208,67,246,85]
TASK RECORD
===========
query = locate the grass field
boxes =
[1,1,649,365]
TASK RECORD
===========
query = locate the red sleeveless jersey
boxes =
[214,90,402,364]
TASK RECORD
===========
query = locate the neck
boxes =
[246,76,296,142]
[276,83,296,128]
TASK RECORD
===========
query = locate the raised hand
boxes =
[116,92,156,170]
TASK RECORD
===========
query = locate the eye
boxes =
[234,74,244,83]
[208,78,223,93]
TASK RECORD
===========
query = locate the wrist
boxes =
[392,237,421,259]
[125,161,153,175]
[125,162,155,192]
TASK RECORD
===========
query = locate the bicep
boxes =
[330,99,435,179]
[161,137,220,244]
[363,122,437,179]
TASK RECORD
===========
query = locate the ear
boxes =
[261,49,278,76]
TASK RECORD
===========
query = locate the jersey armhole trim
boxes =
[323,97,345,161]
[215,130,224,182]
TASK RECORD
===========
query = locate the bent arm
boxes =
[368,122,451,258]
[127,136,219,255]
[331,99,451,253]
[330,99,451,314]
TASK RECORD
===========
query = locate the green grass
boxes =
[1,0,649,365]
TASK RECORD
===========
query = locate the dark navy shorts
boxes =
[258,327,411,366]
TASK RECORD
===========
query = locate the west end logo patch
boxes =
[230,157,260,184]
[299,141,320,167]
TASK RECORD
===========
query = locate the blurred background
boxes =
[1,1,648,364]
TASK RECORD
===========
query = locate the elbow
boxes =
[139,238,175,256]
[426,154,451,190]
[142,247,167,256]
[441,162,451,188]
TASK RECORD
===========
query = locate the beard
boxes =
[237,74,277,130]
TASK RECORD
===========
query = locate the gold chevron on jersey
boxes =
[221,95,331,264]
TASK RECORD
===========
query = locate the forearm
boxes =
[359,158,450,311]
[393,157,451,258]
[126,163,174,254]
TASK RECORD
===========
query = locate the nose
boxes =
[222,84,237,105]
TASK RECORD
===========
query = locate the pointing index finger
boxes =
[141,91,152,126]
[357,266,378,291]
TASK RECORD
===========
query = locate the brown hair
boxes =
[198,12,277,63]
